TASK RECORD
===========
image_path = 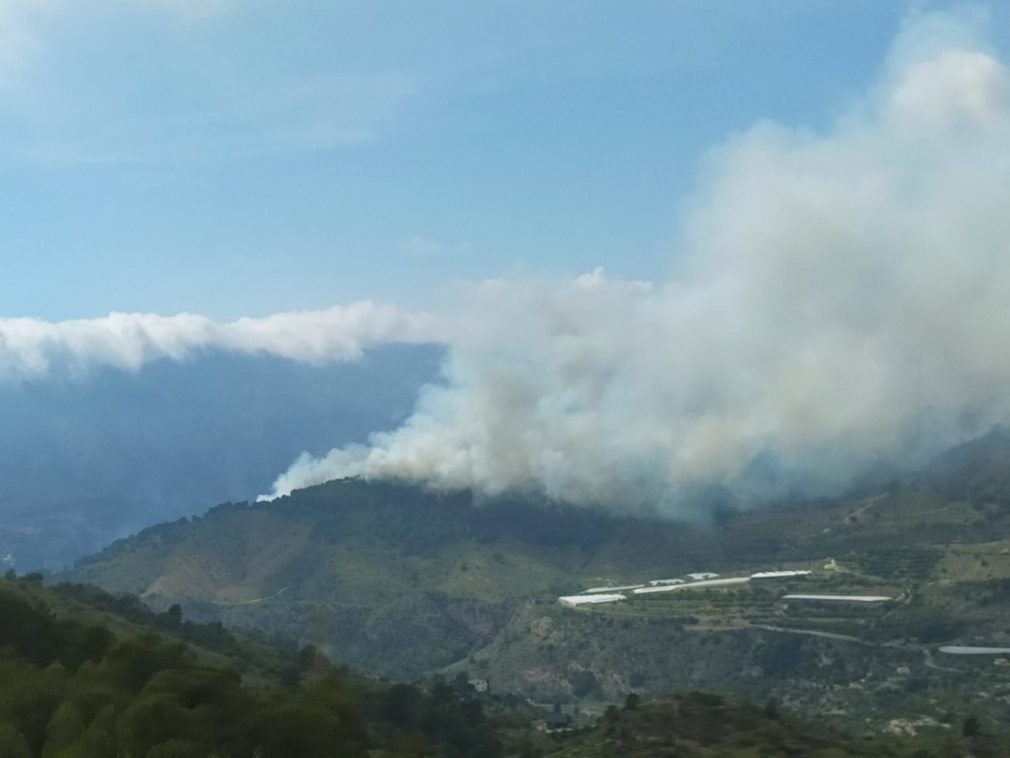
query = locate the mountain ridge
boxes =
[0,343,442,570]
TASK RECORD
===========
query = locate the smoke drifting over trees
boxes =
[265,11,1010,513]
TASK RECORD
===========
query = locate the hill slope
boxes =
[549,692,1003,758]
[0,343,441,571]
[65,431,1010,732]
[6,574,982,757]
[0,573,526,757]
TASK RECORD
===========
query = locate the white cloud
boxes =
[0,302,440,380]
[263,10,1010,513]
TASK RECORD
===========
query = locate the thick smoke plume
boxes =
[265,11,1010,512]
[0,302,437,380]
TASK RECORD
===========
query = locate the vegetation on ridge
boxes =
[2,572,1003,757]
[58,429,1010,737]
[0,573,505,757]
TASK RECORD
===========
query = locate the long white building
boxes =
[633,577,750,594]
[558,593,626,607]
[581,584,645,593]
[781,594,892,603]
[750,570,812,579]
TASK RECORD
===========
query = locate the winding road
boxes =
[747,623,960,672]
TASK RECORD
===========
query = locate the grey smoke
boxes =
[264,10,1010,513]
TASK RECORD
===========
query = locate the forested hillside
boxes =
[2,572,992,757]
[0,573,511,757]
[65,429,1010,734]
[549,692,1007,757]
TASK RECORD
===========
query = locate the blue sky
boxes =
[0,0,1003,320]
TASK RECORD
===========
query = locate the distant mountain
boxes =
[0,343,442,569]
[65,434,1010,733]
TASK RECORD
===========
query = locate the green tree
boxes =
[382,683,423,729]
[0,724,31,758]
[963,713,981,737]
[42,701,87,754]
[146,738,209,758]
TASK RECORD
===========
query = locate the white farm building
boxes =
[558,593,626,608]
[781,594,892,603]
[633,577,750,594]
[581,584,645,593]
[750,570,812,580]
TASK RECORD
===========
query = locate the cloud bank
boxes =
[263,10,1010,513]
[0,303,438,380]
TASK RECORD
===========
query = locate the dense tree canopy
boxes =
[0,576,502,757]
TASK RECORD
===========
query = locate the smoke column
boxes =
[265,10,1010,513]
